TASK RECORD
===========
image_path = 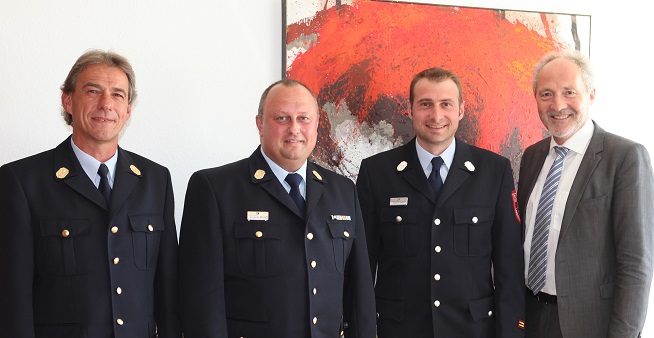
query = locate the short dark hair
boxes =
[409,67,463,105]
[60,49,137,125]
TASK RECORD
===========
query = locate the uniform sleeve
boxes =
[153,169,182,337]
[355,159,380,277]
[0,164,36,337]
[491,158,526,337]
[178,171,228,337]
[343,182,377,338]
[607,143,654,338]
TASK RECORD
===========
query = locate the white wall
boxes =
[2,0,653,333]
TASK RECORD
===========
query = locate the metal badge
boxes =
[312,170,322,181]
[55,167,69,179]
[396,161,408,172]
[254,169,265,180]
[130,165,142,176]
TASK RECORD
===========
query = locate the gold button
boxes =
[113,257,120,265]
[343,231,350,238]
[311,261,317,268]
[61,229,70,237]
[148,224,154,232]
[472,217,478,224]
[255,231,263,238]
[111,226,118,234]
[312,317,318,324]
[117,318,124,325]
[116,287,122,295]
[434,218,441,225]
[307,232,314,240]
[395,216,402,223]
[313,288,317,295]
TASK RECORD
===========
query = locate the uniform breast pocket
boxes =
[39,218,91,275]
[453,207,494,256]
[129,214,165,270]
[234,222,283,277]
[327,221,356,274]
[380,207,420,257]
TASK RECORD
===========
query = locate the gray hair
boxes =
[532,49,594,95]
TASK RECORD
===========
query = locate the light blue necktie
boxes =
[527,146,570,294]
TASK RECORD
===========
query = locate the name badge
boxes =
[389,197,408,206]
[247,211,269,221]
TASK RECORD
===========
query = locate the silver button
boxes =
[435,246,442,253]
[116,287,122,295]
[313,288,317,295]
[395,216,402,223]
[488,310,493,316]
[472,216,478,223]
[113,257,120,265]
[117,318,124,325]
[111,226,118,234]
[307,233,314,240]
[434,300,441,307]
[434,274,441,281]
[311,261,317,268]
[434,218,441,225]
[312,317,318,324]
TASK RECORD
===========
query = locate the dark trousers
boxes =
[525,289,563,338]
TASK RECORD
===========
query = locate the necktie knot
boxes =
[285,173,305,214]
[554,146,570,159]
[98,163,111,203]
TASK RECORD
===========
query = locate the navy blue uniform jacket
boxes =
[356,138,525,338]
[178,147,376,338]
[0,137,181,338]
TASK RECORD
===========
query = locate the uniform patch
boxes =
[512,189,521,223]
[331,215,351,221]
[518,318,525,330]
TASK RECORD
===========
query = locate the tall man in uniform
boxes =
[178,79,376,337]
[0,50,181,337]
[356,67,525,337]
[518,49,654,337]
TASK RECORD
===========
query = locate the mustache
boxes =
[547,108,576,116]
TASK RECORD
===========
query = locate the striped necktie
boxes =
[527,146,570,294]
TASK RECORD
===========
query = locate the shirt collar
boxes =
[70,138,118,186]
[549,118,594,156]
[260,147,307,184]
[416,138,456,175]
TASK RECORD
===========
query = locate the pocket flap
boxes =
[327,221,356,240]
[39,218,90,237]
[380,207,419,223]
[468,294,494,321]
[129,214,165,232]
[234,222,282,240]
[453,207,493,225]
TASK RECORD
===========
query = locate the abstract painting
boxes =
[284,0,591,182]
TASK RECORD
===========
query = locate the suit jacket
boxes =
[0,137,181,338]
[356,138,525,338]
[517,122,654,337]
[178,147,376,338]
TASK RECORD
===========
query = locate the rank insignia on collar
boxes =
[55,167,69,179]
[518,319,525,330]
[312,170,322,181]
[130,165,142,176]
[396,161,408,172]
[254,169,265,180]
[464,161,475,172]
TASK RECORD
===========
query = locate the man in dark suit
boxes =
[178,79,376,338]
[0,50,181,338]
[518,49,654,338]
[357,67,525,337]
